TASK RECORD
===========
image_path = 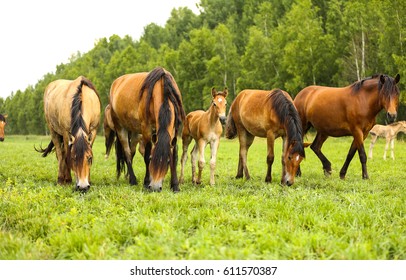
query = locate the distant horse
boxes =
[225,89,305,186]
[0,114,7,141]
[109,67,185,192]
[294,74,400,179]
[104,104,144,160]
[180,87,228,186]
[36,76,101,191]
[368,121,406,160]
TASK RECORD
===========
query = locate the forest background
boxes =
[1,0,405,135]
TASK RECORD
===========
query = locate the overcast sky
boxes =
[0,0,200,98]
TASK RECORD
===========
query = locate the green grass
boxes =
[0,135,405,259]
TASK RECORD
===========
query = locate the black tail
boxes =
[225,108,237,139]
[105,130,115,156]
[34,141,55,157]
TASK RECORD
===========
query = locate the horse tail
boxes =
[105,129,115,156]
[115,133,126,178]
[225,108,237,139]
[34,140,55,157]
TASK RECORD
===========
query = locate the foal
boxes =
[180,87,228,185]
[368,121,406,160]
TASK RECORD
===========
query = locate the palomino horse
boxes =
[180,87,228,185]
[294,74,400,179]
[109,67,185,192]
[0,114,7,141]
[368,121,406,160]
[104,104,144,160]
[36,76,101,191]
[225,89,305,186]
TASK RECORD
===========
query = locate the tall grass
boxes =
[0,135,405,259]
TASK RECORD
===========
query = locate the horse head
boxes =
[211,87,228,125]
[282,140,306,186]
[0,114,7,142]
[68,132,93,192]
[379,74,400,123]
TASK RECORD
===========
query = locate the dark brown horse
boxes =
[225,89,305,186]
[36,76,101,191]
[294,74,400,179]
[109,67,185,192]
[0,114,7,141]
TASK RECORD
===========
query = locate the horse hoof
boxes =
[324,170,332,177]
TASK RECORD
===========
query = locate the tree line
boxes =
[1,0,405,135]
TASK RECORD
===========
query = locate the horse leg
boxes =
[368,135,377,159]
[190,143,199,184]
[143,141,152,188]
[265,132,275,183]
[237,132,254,180]
[384,137,390,160]
[340,131,368,179]
[310,132,331,176]
[169,136,180,192]
[196,139,207,185]
[116,128,137,185]
[180,135,192,184]
[209,137,220,185]
[390,138,395,160]
[50,132,68,185]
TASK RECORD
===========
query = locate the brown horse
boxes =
[104,104,144,160]
[368,121,406,160]
[0,114,7,141]
[180,87,228,186]
[36,76,101,191]
[109,67,185,192]
[225,89,305,186]
[294,74,400,179]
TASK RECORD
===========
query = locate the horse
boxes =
[104,104,145,160]
[36,76,101,192]
[109,67,185,192]
[294,74,400,179]
[179,87,228,186]
[225,89,305,186]
[368,121,406,160]
[0,114,7,141]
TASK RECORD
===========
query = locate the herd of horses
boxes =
[0,68,402,192]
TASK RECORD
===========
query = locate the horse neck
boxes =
[206,104,219,127]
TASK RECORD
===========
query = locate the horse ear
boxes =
[395,74,400,84]
[211,87,217,97]
[380,75,386,84]
[223,87,228,97]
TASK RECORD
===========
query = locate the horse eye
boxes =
[288,155,292,161]
[213,102,217,106]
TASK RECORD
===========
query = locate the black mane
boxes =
[268,89,305,157]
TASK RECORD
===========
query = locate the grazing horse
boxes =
[180,87,228,186]
[0,114,7,141]
[36,76,101,191]
[104,104,144,160]
[109,67,185,192]
[368,121,406,160]
[294,74,400,179]
[225,89,305,186]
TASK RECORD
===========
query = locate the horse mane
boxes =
[351,74,399,100]
[268,89,305,157]
[140,67,185,176]
[68,77,97,169]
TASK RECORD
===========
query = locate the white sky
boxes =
[0,0,200,98]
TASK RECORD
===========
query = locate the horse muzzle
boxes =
[0,137,4,142]
[386,112,397,124]
[219,116,227,125]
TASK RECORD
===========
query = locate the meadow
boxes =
[0,134,405,260]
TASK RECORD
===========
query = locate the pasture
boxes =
[0,135,405,259]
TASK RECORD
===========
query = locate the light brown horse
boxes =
[36,76,101,191]
[180,87,228,186]
[0,114,7,141]
[109,67,185,192]
[104,104,144,160]
[368,121,406,160]
[294,74,400,179]
[225,89,305,186]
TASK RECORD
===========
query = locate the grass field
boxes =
[0,134,405,259]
